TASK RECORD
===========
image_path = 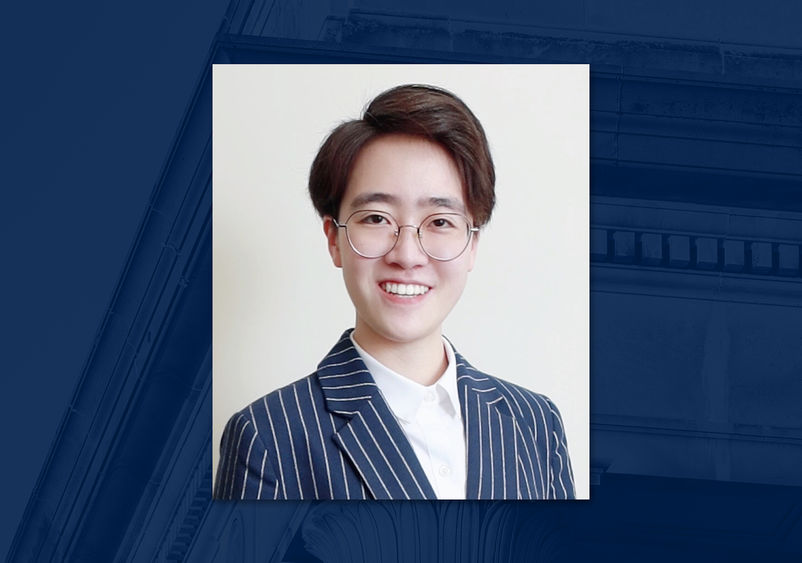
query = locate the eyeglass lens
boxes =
[344,210,472,261]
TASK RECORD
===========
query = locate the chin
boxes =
[366,318,440,346]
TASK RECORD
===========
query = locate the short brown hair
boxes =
[308,84,495,226]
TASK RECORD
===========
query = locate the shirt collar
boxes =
[350,334,461,422]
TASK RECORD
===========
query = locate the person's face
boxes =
[324,134,479,350]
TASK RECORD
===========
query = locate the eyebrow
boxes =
[425,196,466,213]
[348,192,398,210]
[348,192,466,214]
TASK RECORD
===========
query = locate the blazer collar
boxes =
[316,331,506,412]
[316,331,379,415]
[454,350,504,402]
[453,349,520,500]
[316,330,436,500]
[316,330,516,500]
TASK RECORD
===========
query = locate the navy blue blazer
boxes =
[215,330,575,500]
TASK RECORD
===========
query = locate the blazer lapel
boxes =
[456,353,528,500]
[318,331,436,500]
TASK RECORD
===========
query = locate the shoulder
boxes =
[224,372,325,436]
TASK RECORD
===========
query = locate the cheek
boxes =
[341,257,373,295]
[440,263,471,294]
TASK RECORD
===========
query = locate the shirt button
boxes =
[424,391,435,403]
[438,465,451,477]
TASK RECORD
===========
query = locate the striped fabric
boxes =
[215,330,575,500]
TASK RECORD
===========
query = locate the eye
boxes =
[367,214,389,225]
[354,211,392,226]
[427,216,458,229]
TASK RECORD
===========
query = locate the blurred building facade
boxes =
[9,1,802,561]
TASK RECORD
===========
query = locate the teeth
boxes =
[382,282,430,296]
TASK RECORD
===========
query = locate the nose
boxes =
[384,224,429,268]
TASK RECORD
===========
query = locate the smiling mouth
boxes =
[381,282,431,297]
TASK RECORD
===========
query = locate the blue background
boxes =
[2,0,800,561]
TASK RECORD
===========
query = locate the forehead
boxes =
[342,135,467,214]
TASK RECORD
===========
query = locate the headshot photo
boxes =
[212,65,588,500]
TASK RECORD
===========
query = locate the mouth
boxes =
[380,281,431,297]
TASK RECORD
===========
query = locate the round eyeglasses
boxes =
[333,209,479,262]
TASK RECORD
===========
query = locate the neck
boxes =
[352,327,447,386]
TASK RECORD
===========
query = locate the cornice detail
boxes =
[591,197,802,284]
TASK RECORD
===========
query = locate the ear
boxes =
[466,229,479,272]
[323,216,343,268]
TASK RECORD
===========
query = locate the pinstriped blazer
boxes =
[214,330,575,500]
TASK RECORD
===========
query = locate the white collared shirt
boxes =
[351,335,467,499]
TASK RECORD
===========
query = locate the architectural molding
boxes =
[591,197,802,283]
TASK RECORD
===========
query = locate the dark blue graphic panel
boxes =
[3,0,801,561]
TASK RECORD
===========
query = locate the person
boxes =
[214,84,575,500]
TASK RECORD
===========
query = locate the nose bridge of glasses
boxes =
[390,223,425,255]
[395,223,423,238]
